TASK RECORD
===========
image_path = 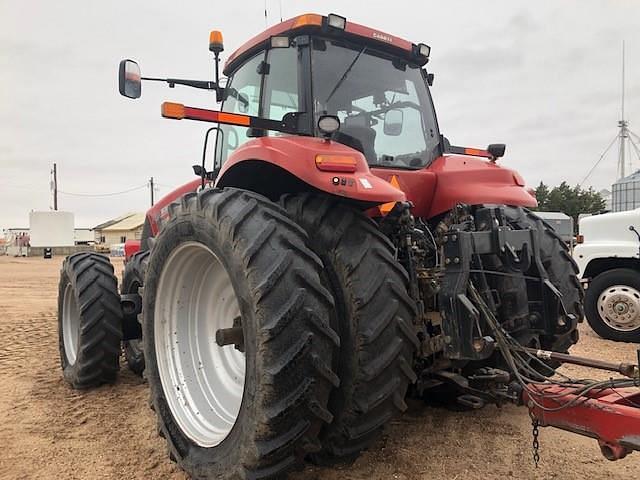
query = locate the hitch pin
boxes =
[525,347,640,379]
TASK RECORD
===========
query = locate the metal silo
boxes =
[612,169,640,212]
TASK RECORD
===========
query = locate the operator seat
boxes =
[335,115,378,164]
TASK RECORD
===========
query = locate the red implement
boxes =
[524,384,640,460]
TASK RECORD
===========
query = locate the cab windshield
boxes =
[311,38,440,169]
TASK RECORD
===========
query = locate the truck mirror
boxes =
[384,109,403,136]
[118,59,142,99]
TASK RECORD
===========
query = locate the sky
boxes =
[1,0,639,229]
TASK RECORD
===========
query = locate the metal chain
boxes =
[529,410,540,467]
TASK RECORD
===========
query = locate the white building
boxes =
[29,211,74,247]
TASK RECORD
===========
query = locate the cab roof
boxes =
[224,13,423,75]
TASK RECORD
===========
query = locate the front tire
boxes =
[585,268,640,342]
[121,250,149,376]
[143,188,339,479]
[58,252,122,389]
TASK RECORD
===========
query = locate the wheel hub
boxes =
[154,242,246,448]
[597,285,640,332]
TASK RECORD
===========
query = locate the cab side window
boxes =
[263,47,300,132]
[217,53,263,164]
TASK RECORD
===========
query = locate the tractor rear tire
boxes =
[121,250,149,376]
[143,188,339,479]
[282,194,419,464]
[504,207,583,356]
[58,252,123,389]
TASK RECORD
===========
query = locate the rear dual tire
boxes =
[282,194,418,464]
[503,207,583,356]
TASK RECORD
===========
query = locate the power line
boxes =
[578,133,619,186]
[58,184,147,197]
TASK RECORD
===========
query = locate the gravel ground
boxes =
[0,255,638,479]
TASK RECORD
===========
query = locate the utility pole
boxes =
[53,163,58,210]
[149,176,155,206]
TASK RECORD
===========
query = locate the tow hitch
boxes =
[467,281,640,462]
[521,347,640,461]
[524,382,640,461]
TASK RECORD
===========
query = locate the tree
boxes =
[534,181,550,208]
[533,182,606,232]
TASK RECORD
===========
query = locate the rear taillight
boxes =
[315,154,357,173]
[576,234,584,244]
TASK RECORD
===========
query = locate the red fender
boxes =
[371,155,536,218]
[216,135,405,204]
[145,178,202,236]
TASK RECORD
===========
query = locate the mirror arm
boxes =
[141,76,218,91]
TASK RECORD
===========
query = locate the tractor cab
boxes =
[217,13,440,170]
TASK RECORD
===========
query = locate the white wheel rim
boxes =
[62,283,80,365]
[597,284,640,332]
[154,242,246,447]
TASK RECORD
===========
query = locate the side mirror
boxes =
[487,143,506,159]
[118,59,142,99]
[384,109,403,136]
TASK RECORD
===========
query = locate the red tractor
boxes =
[57,13,640,479]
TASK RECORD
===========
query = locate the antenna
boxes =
[264,0,268,27]
[580,41,640,186]
[617,41,629,179]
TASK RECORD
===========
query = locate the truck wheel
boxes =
[282,194,419,464]
[58,252,123,389]
[143,188,338,479]
[584,268,640,342]
[121,250,149,376]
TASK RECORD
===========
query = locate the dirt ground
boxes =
[0,256,639,480]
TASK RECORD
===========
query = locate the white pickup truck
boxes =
[573,208,640,342]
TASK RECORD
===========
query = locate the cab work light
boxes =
[417,43,431,59]
[271,36,290,48]
[315,154,357,173]
[327,13,346,30]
